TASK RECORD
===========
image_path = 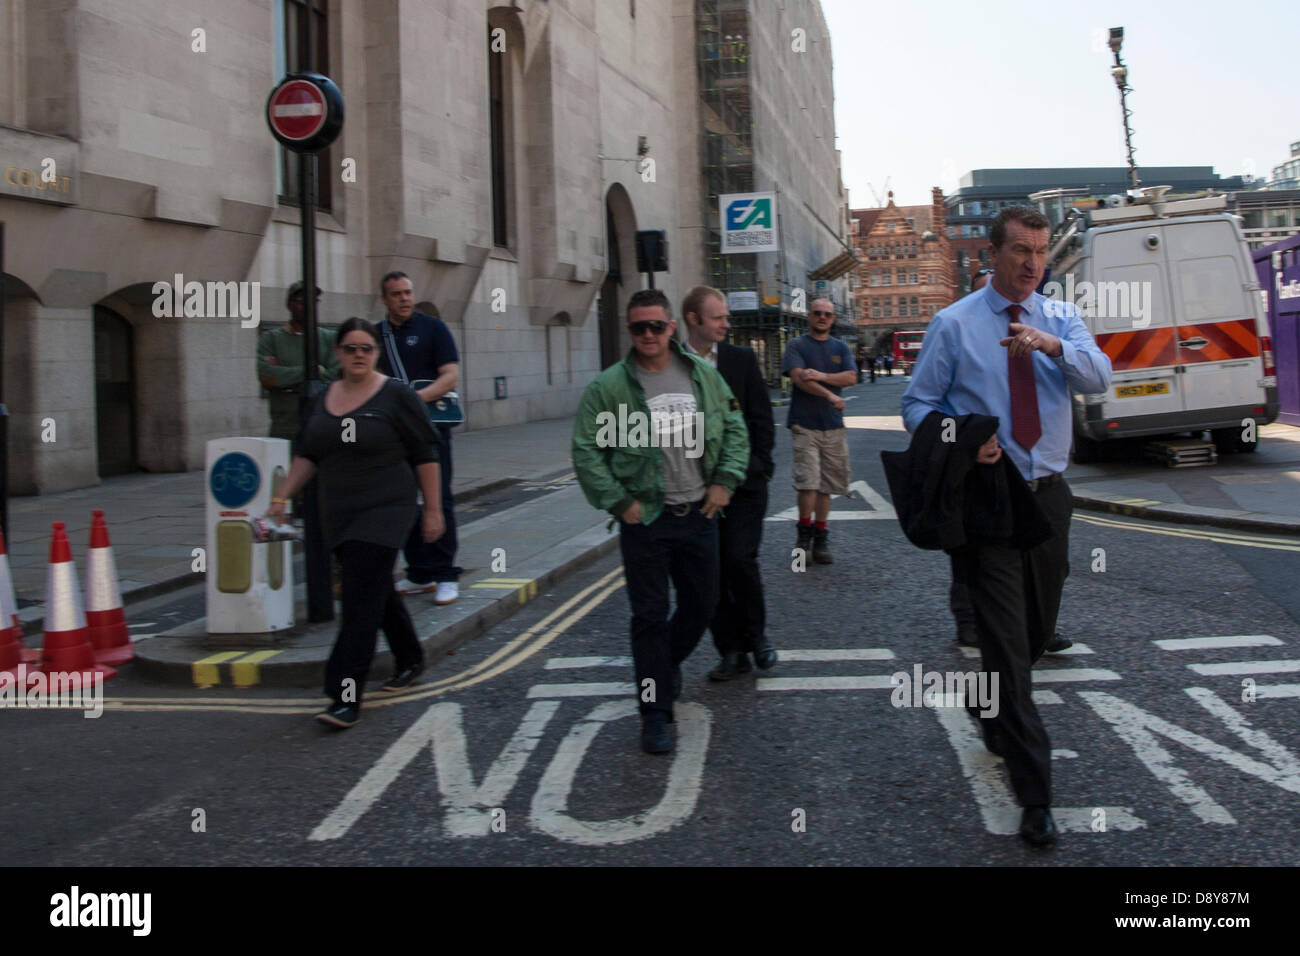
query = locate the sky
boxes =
[820,0,1299,209]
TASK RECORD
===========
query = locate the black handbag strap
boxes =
[380,320,410,385]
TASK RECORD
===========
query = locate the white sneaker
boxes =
[434,581,459,605]
[394,578,437,596]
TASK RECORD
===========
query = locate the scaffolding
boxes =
[696,0,806,386]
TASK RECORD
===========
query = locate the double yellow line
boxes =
[102,567,626,715]
[1074,512,1300,552]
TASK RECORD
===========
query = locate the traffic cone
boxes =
[39,522,116,682]
[85,510,133,665]
[0,526,36,677]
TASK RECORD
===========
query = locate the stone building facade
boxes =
[850,188,956,339]
[0,0,703,495]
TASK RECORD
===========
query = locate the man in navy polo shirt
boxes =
[377,271,463,604]
[781,298,857,565]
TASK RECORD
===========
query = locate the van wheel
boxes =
[1211,428,1258,454]
[1072,435,1100,464]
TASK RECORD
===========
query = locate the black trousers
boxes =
[619,506,719,719]
[954,479,1072,807]
[949,552,975,632]
[325,539,424,707]
[710,484,768,656]
[404,424,461,584]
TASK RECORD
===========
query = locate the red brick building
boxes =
[851,189,957,346]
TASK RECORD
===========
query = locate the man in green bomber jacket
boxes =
[572,288,749,755]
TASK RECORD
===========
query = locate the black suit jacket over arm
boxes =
[717,343,775,490]
[880,411,1053,552]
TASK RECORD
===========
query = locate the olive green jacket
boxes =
[572,340,750,526]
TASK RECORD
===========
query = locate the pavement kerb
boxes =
[16,475,526,640]
[130,525,621,688]
[1072,493,1300,537]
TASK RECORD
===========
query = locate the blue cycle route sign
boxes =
[209,452,261,509]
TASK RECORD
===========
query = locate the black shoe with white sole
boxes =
[316,703,360,729]
[380,664,424,692]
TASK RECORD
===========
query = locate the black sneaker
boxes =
[316,703,360,729]
[641,713,672,754]
[812,528,833,564]
[380,664,424,692]
[796,524,814,558]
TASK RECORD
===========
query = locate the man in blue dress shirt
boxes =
[902,207,1112,847]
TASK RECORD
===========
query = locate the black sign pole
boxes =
[297,5,332,623]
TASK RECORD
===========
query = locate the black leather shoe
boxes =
[1019,806,1058,848]
[380,664,424,692]
[1045,632,1073,653]
[752,641,778,670]
[812,529,833,564]
[708,652,753,681]
[640,714,672,754]
[315,703,360,729]
[955,626,979,648]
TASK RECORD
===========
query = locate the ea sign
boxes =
[720,191,779,254]
[266,72,343,153]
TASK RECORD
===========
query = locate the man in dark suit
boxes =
[681,286,778,680]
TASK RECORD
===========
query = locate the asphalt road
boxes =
[3,377,1298,867]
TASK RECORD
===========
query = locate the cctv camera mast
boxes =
[1026,27,1280,468]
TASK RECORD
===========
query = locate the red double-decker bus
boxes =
[892,330,926,373]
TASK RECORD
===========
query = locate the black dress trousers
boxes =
[709,484,768,656]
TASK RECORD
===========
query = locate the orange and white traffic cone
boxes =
[85,510,133,665]
[39,522,116,683]
[0,525,37,678]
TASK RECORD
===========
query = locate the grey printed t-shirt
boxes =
[635,359,706,506]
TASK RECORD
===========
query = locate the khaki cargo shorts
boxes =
[791,425,851,495]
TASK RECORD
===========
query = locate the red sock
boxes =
[815,521,828,531]
[798,517,813,528]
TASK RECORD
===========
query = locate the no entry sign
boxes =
[266,72,343,153]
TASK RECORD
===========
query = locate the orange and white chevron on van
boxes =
[1038,187,1279,462]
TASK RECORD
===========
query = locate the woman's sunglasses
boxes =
[340,343,376,355]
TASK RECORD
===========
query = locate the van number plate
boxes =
[1115,382,1170,398]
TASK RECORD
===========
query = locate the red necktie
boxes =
[1006,304,1041,451]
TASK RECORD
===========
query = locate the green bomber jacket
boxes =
[571,339,750,526]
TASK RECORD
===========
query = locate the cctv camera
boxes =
[1145,233,1160,250]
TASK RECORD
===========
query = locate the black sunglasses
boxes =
[810,309,834,317]
[629,320,670,335]
[340,343,376,354]
[975,268,995,277]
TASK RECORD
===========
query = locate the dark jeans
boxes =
[405,424,461,584]
[954,479,1072,807]
[325,539,424,707]
[710,484,768,656]
[619,504,719,719]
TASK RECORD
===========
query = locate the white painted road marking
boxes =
[529,700,711,846]
[1031,668,1122,683]
[1155,635,1283,651]
[527,682,635,698]
[1256,683,1300,699]
[775,648,896,661]
[1080,688,1300,826]
[1188,659,1300,676]
[545,656,633,669]
[766,480,896,520]
[932,700,1146,835]
[758,675,897,692]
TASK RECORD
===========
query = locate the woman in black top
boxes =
[267,317,443,728]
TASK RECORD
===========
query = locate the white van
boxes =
[1039,188,1279,462]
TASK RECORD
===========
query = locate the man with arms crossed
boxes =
[781,299,857,564]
